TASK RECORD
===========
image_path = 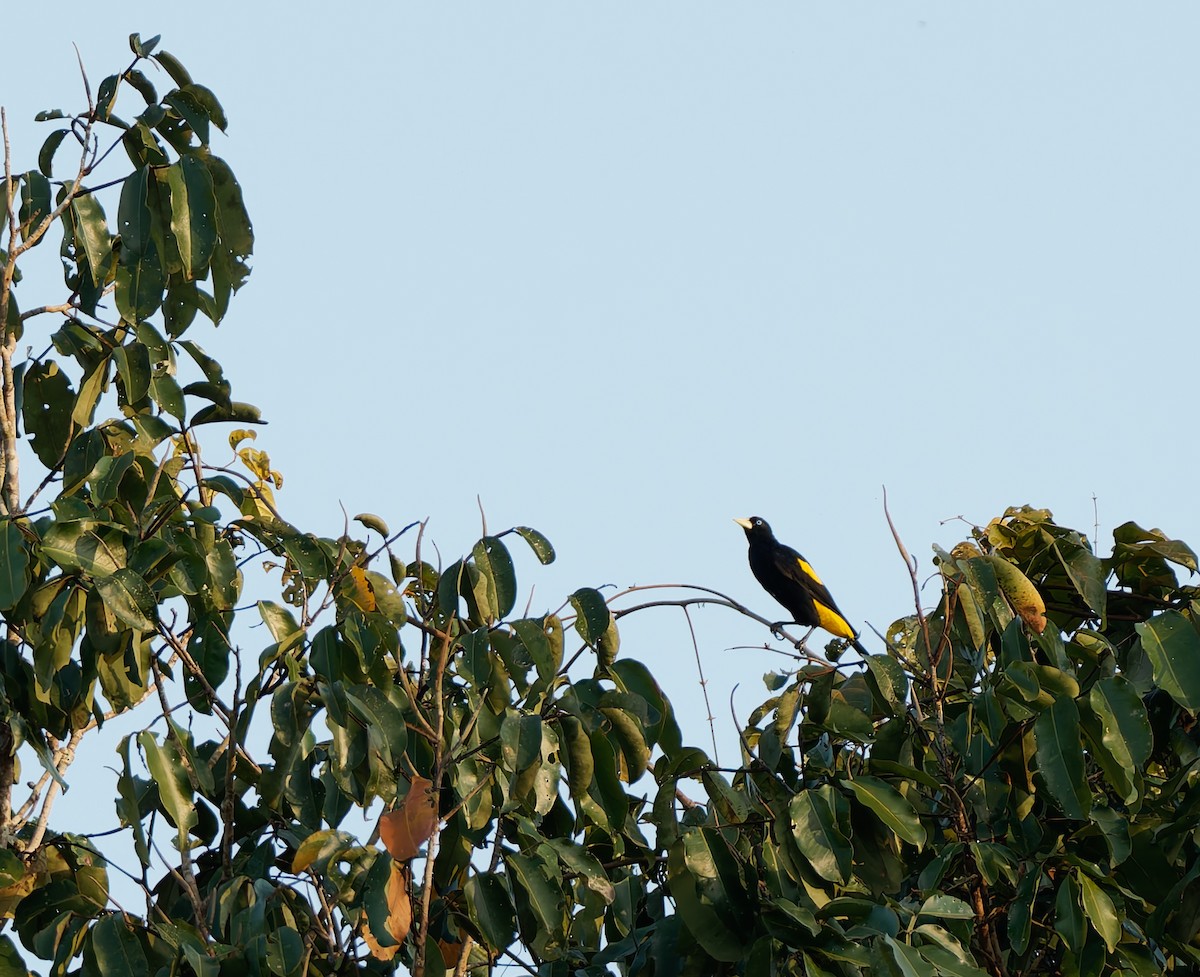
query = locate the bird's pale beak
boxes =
[733,517,753,530]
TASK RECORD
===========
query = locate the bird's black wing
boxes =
[771,543,858,641]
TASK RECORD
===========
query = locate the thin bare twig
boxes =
[681,605,719,765]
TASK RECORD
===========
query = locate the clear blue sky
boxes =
[5,0,1200,881]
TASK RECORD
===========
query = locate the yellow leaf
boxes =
[379,776,438,861]
[346,566,377,612]
[988,556,1048,634]
[228,428,256,450]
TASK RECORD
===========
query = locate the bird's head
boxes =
[734,516,773,539]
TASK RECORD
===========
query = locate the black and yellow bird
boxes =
[734,516,868,655]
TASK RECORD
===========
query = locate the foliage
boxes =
[3,34,1200,977]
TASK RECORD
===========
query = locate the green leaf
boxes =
[863,654,908,711]
[138,731,197,842]
[95,569,157,632]
[354,513,389,537]
[41,523,126,576]
[1078,873,1120,953]
[500,714,543,773]
[18,170,51,241]
[844,759,910,818]
[115,735,151,867]
[545,838,616,904]
[153,51,193,87]
[190,401,263,425]
[361,854,401,952]
[90,914,149,977]
[514,526,555,564]
[1137,610,1200,710]
[161,157,216,280]
[1054,874,1084,953]
[150,374,185,420]
[473,536,517,621]
[38,129,69,177]
[129,33,161,58]
[71,361,107,428]
[570,587,612,645]
[506,848,568,960]
[164,89,210,145]
[258,601,302,647]
[89,453,136,505]
[69,194,113,287]
[789,788,852,884]
[918,894,974,920]
[464,872,517,953]
[666,836,749,962]
[883,936,936,977]
[0,850,22,890]
[22,360,74,467]
[118,167,155,255]
[1053,538,1107,620]
[266,928,304,977]
[116,235,164,323]
[206,155,254,260]
[1034,694,1091,820]
[512,618,560,681]
[1087,676,1152,804]
[0,934,30,976]
[0,523,30,611]
[1007,870,1036,954]
[113,343,152,404]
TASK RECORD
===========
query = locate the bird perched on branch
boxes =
[734,516,868,656]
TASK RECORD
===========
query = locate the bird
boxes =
[734,516,868,656]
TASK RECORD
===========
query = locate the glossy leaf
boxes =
[354,512,389,536]
[506,848,568,960]
[161,157,216,280]
[1087,676,1152,803]
[464,873,517,952]
[1034,694,1090,819]
[91,915,149,977]
[666,835,749,962]
[138,731,197,842]
[473,536,516,621]
[38,129,68,177]
[789,789,852,884]
[1137,610,1200,710]
[845,776,925,849]
[514,525,555,564]
[18,170,51,241]
[68,194,113,286]
[1079,873,1120,952]
[95,569,157,632]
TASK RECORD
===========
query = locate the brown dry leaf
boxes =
[379,776,438,860]
[362,861,413,961]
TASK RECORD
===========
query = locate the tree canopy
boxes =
[2,34,1200,977]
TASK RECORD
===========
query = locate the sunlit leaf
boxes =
[789,789,851,884]
[1137,610,1200,710]
[1079,873,1120,952]
[378,777,437,861]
